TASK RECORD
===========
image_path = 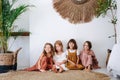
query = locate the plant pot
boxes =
[0,48,22,73]
[0,53,14,73]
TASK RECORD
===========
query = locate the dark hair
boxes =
[67,39,78,49]
[84,41,92,50]
[54,40,63,53]
[43,43,54,56]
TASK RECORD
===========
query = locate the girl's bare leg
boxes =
[58,66,63,73]
[40,56,47,72]
[52,65,58,73]
[86,65,91,72]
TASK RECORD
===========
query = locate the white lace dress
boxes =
[53,52,68,70]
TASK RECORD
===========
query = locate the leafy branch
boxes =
[96,0,117,44]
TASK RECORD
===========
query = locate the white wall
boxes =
[8,0,30,69]
[10,0,120,69]
[116,0,120,43]
[29,0,115,68]
[9,37,29,69]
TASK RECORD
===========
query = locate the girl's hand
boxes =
[68,59,76,66]
[71,62,76,66]
[75,64,78,67]
[55,62,61,66]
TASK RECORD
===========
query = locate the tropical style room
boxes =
[0,0,120,80]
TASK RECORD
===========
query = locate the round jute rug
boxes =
[0,70,110,80]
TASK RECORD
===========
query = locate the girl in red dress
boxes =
[25,43,54,72]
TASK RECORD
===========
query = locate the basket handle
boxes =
[13,47,22,65]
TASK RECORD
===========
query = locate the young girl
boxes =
[52,40,68,73]
[79,41,100,72]
[25,43,54,72]
[66,39,84,70]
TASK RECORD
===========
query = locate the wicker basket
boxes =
[0,48,22,73]
[0,53,14,66]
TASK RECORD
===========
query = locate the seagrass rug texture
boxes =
[0,70,110,80]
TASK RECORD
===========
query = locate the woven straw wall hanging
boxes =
[53,0,97,24]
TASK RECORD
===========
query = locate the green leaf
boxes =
[0,0,29,52]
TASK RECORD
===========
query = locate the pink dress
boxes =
[80,50,100,69]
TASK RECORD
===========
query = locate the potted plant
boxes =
[0,0,29,73]
[96,0,117,66]
[96,0,117,44]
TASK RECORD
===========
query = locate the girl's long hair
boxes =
[84,41,92,50]
[67,39,78,49]
[43,43,54,57]
[54,40,63,53]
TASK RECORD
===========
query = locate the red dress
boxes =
[25,53,53,71]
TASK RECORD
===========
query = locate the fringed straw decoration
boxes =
[53,0,98,24]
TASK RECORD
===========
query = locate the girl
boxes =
[52,40,68,73]
[25,43,54,72]
[79,41,100,72]
[66,39,84,70]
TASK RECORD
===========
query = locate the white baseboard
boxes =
[17,66,29,70]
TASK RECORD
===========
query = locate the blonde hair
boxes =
[54,40,63,53]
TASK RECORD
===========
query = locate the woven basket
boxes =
[0,53,14,66]
[0,48,22,73]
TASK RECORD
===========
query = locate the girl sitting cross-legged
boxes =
[66,39,84,70]
[79,41,100,72]
[52,40,68,73]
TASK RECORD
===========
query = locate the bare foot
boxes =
[59,68,63,73]
[86,68,91,72]
[83,68,87,71]
[52,66,58,73]
[53,69,58,73]
[87,65,91,72]
[40,69,46,72]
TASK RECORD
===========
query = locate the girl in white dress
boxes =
[52,40,68,73]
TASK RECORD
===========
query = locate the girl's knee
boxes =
[52,65,56,68]
[41,56,47,62]
[43,56,47,60]
[88,55,92,58]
